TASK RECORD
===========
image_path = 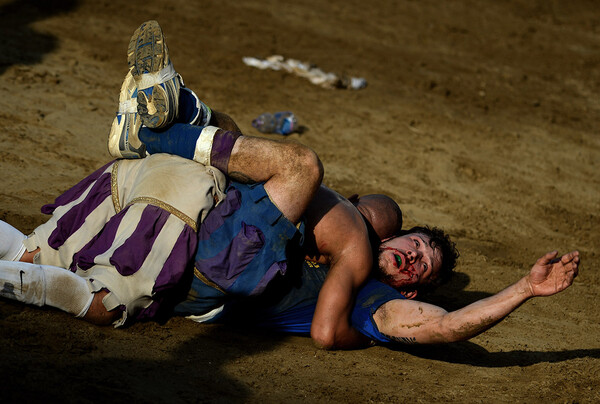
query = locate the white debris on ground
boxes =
[242,55,367,90]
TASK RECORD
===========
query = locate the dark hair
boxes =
[400,225,459,293]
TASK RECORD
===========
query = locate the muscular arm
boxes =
[373,251,580,344]
[309,192,374,349]
[311,245,373,349]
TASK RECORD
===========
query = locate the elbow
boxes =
[310,326,336,350]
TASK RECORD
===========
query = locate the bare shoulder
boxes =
[307,186,364,223]
[305,185,371,262]
[304,186,352,220]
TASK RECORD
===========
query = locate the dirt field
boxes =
[1,0,599,402]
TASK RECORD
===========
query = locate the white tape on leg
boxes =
[193,126,220,166]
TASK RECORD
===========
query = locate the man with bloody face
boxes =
[0,21,579,350]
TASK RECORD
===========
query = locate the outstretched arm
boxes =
[373,251,580,344]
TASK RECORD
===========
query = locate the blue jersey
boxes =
[215,260,405,343]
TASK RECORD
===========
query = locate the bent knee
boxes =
[83,290,121,326]
[289,143,323,186]
[304,148,324,186]
[210,110,241,132]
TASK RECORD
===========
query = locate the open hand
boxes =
[527,250,580,297]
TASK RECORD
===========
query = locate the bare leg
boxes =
[205,110,323,223]
[139,121,323,224]
[210,110,241,132]
[19,248,38,263]
[227,135,323,224]
[83,290,121,326]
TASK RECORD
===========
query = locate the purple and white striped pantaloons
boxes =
[24,154,226,326]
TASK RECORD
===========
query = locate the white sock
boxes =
[0,220,26,261]
[0,261,93,317]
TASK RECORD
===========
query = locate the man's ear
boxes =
[400,290,418,300]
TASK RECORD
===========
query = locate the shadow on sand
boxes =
[0,306,285,403]
[396,342,600,368]
[0,0,79,75]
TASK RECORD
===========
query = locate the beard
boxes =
[375,254,403,289]
[375,251,417,290]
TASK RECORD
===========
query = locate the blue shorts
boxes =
[174,181,304,316]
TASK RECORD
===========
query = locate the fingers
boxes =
[537,250,558,266]
[560,250,580,265]
[561,250,580,278]
[538,250,580,268]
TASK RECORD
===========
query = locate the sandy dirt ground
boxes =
[1,0,599,402]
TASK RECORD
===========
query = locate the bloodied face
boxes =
[376,233,442,291]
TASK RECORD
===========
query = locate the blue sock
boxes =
[176,88,199,124]
[139,124,203,159]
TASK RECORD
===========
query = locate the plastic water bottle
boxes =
[252,111,297,135]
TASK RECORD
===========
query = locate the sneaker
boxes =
[107,70,146,158]
[127,20,180,129]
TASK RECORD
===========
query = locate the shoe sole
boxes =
[137,83,172,128]
[127,20,177,128]
[127,20,167,79]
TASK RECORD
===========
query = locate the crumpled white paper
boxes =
[242,55,367,90]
